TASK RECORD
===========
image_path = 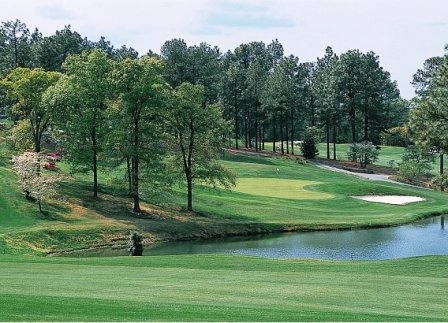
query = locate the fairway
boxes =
[1,255,448,321]
[234,178,334,200]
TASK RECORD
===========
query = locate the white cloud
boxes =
[1,0,448,98]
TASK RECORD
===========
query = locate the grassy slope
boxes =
[263,141,444,174]
[1,254,448,321]
[2,126,448,254]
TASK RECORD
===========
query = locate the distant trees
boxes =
[409,46,448,175]
[0,20,412,213]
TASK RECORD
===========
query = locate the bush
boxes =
[300,127,320,159]
[128,231,143,256]
[432,173,448,191]
[346,141,379,168]
[398,160,432,182]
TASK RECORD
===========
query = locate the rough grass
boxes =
[0,254,447,321]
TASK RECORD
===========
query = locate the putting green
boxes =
[234,177,334,200]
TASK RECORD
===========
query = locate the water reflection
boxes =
[65,216,448,260]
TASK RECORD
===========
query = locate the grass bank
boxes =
[1,254,447,321]
[2,126,448,254]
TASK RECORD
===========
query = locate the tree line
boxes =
[0,19,409,211]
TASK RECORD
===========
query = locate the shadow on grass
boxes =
[221,153,275,165]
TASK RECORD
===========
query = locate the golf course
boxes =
[1,6,448,320]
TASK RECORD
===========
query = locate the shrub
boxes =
[346,141,379,168]
[300,127,320,159]
[129,231,143,256]
[398,160,432,182]
[397,145,433,182]
[432,173,448,191]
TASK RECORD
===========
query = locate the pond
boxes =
[64,216,448,260]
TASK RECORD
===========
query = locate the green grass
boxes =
[1,254,448,321]
[2,126,448,254]
[234,178,334,200]
[263,141,445,174]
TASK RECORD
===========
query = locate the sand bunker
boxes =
[352,195,425,205]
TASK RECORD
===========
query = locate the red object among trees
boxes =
[43,162,56,170]
[46,153,62,161]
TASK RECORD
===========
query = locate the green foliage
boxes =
[167,82,235,210]
[108,55,170,211]
[8,119,34,152]
[380,126,411,147]
[128,231,143,256]
[431,173,448,191]
[1,67,61,152]
[300,127,320,159]
[347,141,380,168]
[45,49,113,197]
[397,146,433,182]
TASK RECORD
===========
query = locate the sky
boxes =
[1,0,448,99]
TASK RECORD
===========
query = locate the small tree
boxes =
[167,83,236,211]
[129,231,143,256]
[397,145,433,182]
[12,152,56,212]
[300,126,320,159]
[347,141,379,168]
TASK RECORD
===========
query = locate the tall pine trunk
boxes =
[326,119,330,160]
[92,130,98,198]
[126,156,132,196]
[333,116,337,160]
[187,173,193,211]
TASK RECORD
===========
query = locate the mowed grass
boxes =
[2,122,448,254]
[263,141,444,174]
[180,153,448,229]
[234,178,334,200]
[1,254,448,321]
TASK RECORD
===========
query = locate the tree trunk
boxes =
[244,114,248,148]
[132,157,140,212]
[285,120,289,154]
[92,131,98,199]
[187,174,193,211]
[254,104,258,151]
[132,117,141,212]
[273,123,276,152]
[280,120,284,155]
[261,125,265,150]
[234,108,239,149]
[326,120,330,160]
[34,136,41,153]
[364,112,369,142]
[351,109,356,143]
[440,153,444,175]
[333,116,337,160]
[126,157,132,196]
[290,108,294,155]
[38,200,42,213]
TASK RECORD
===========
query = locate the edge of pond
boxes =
[47,210,448,257]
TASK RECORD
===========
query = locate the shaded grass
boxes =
[0,254,447,321]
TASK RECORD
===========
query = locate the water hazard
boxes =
[66,215,448,260]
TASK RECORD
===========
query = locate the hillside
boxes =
[2,126,448,254]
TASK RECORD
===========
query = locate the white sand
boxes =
[351,195,425,205]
